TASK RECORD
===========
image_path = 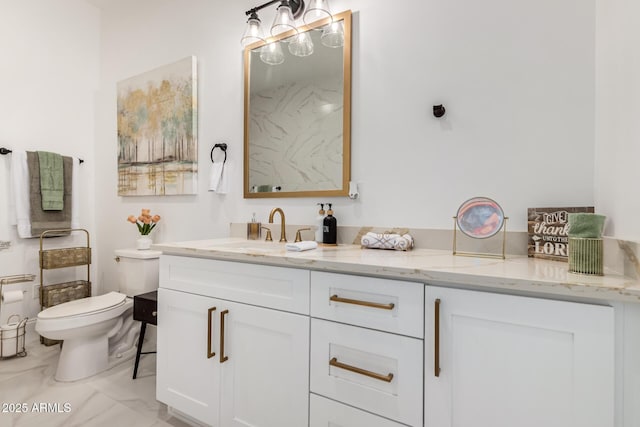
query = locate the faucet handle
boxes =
[262,226,273,242]
[294,228,311,243]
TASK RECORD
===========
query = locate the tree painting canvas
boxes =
[117,56,197,196]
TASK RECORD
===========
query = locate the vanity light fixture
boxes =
[240,12,266,48]
[271,0,298,39]
[241,0,343,64]
[303,0,332,25]
[241,0,304,49]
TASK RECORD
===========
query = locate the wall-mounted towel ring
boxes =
[211,143,227,164]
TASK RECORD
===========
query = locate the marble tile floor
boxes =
[0,325,191,427]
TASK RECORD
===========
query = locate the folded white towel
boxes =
[285,241,318,252]
[209,162,229,193]
[361,232,414,251]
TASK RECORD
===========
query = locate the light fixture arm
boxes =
[245,0,280,17]
[245,0,305,19]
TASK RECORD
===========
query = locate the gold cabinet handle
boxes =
[434,298,441,377]
[207,307,216,359]
[330,294,395,310]
[220,309,229,363]
[329,357,394,383]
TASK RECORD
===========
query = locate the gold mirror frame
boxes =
[243,10,352,198]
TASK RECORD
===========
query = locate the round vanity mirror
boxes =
[456,197,505,239]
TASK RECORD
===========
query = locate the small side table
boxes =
[132,290,158,379]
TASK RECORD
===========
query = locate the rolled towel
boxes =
[361,232,414,251]
[285,241,318,252]
[568,213,606,238]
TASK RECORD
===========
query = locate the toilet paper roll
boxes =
[1,290,24,304]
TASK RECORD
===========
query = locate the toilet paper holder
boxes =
[0,314,28,358]
[0,276,32,359]
[0,274,35,304]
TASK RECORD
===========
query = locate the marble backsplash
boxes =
[229,223,640,280]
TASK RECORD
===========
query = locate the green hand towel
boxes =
[568,213,606,238]
[38,151,64,211]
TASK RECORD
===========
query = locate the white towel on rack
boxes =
[9,150,32,238]
[70,157,80,229]
[208,161,229,194]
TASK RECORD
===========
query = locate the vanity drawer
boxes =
[310,394,407,427]
[310,319,423,427]
[159,255,310,314]
[310,271,424,338]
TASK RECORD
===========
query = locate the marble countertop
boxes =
[152,238,640,304]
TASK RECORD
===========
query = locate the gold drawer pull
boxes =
[329,357,394,383]
[330,295,395,310]
[207,307,216,359]
[220,309,229,363]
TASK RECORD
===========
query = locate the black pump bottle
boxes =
[323,203,337,245]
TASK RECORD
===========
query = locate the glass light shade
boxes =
[288,32,314,57]
[260,41,285,65]
[320,21,344,48]
[303,0,332,26]
[271,1,298,39]
[241,15,266,48]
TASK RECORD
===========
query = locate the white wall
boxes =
[0,0,100,323]
[93,0,596,277]
[595,0,640,241]
[0,0,599,295]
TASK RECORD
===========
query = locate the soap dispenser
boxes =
[323,203,337,245]
[247,213,261,240]
[315,203,325,243]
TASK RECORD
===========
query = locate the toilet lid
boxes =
[38,292,127,319]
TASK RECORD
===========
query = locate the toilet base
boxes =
[48,307,139,382]
[55,334,109,382]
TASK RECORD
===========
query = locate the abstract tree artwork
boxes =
[117,56,197,196]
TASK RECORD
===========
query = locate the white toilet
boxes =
[35,249,161,382]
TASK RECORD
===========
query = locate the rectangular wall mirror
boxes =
[243,10,351,198]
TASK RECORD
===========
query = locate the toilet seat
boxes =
[38,292,127,320]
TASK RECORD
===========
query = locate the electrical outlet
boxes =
[33,283,40,300]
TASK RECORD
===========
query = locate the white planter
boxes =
[136,235,153,250]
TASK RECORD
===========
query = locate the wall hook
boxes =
[433,105,446,118]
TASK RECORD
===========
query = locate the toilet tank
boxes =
[114,249,162,296]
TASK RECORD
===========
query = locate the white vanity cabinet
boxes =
[153,245,632,427]
[156,256,310,427]
[310,394,407,427]
[310,272,425,427]
[424,285,615,427]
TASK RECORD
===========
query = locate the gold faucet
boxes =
[268,207,287,242]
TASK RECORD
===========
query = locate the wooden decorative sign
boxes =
[527,207,594,261]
